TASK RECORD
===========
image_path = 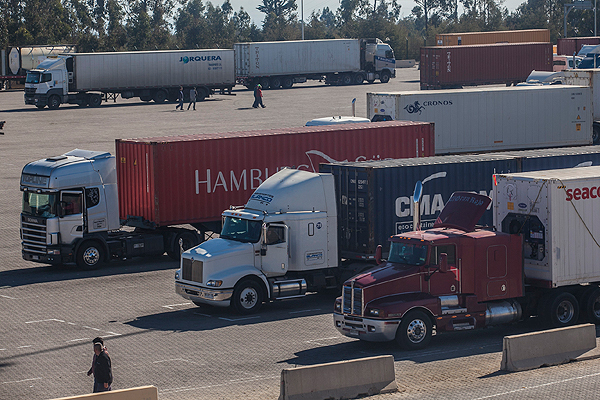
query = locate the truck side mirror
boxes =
[439,253,448,273]
[375,245,383,264]
[261,224,267,256]
[58,201,66,218]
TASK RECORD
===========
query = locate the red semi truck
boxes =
[20,121,434,269]
[334,166,600,349]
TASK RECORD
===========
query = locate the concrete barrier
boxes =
[278,355,397,400]
[396,59,416,68]
[50,386,158,400]
[501,324,597,372]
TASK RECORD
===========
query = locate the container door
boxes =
[59,190,84,244]
[260,223,289,275]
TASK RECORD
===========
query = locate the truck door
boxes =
[59,190,84,244]
[427,244,459,295]
[260,223,289,276]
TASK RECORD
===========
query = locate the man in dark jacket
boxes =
[92,342,113,392]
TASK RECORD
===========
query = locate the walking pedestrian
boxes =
[91,342,112,392]
[187,87,197,110]
[87,337,108,392]
[252,84,266,108]
[175,86,184,110]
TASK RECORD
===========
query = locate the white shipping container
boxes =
[234,39,361,77]
[562,69,600,121]
[73,49,235,91]
[367,85,592,154]
[494,166,600,287]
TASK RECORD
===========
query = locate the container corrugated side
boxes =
[320,146,600,259]
[557,37,600,56]
[115,121,435,228]
[436,29,550,46]
[494,166,600,287]
[420,42,552,89]
[234,39,361,77]
[73,49,235,91]
[369,85,592,154]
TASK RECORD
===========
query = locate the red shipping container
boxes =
[420,42,553,90]
[557,37,600,56]
[115,121,435,229]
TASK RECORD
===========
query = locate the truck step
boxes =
[452,322,475,331]
[441,306,468,315]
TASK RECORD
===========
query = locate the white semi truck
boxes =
[234,38,396,89]
[24,49,235,109]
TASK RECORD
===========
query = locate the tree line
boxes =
[0,0,597,60]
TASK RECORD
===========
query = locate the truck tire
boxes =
[259,78,270,89]
[48,95,61,110]
[282,77,293,89]
[153,90,167,103]
[540,291,579,327]
[581,286,600,324]
[269,77,282,89]
[232,278,264,314]
[395,310,432,350]
[76,241,105,270]
[353,73,364,85]
[167,231,199,260]
[89,94,102,108]
[341,74,352,85]
[379,71,391,84]
[593,125,600,145]
[196,88,207,101]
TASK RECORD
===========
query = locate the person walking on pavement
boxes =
[91,342,113,392]
[175,86,184,110]
[87,337,108,392]
[252,84,266,108]
[187,87,197,110]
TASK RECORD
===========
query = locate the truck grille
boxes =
[182,258,203,283]
[24,87,37,96]
[342,285,363,316]
[21,215,47,255]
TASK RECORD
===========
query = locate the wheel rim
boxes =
[239,287,258,309]
[592,295,600,319]
[556,300,575,323]
[406,318,427,343]
[83,247,100,266]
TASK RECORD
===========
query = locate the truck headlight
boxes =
[368,308,381,317]
[175,270,180,280]
[206,280,223,287]
[334,300,341,312]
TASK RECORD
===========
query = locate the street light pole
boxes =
[301,0,304,40]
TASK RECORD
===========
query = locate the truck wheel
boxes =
[167,231,199,260]
[581,287,600,324]
[259,78,270,89]
[541,291,579,327]
[76,241,105,270]
[153,90,167,103]
[269,77,282,89]
[379,71,391,84]
[282,77,293,89]
[48,95,61,110]
[232,279,263,314]
[593,125,600,145]
[196,88,208,101]
[395,310,432,350]
[89,94,102,108]
[353,73,364,85]
[341,74,352,85]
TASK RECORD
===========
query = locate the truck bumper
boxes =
[24,94,47,106]
[333,312,400,342]
[176,281,233,307]
[22,250,63,265]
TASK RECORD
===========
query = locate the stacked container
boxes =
[435,29,550,46]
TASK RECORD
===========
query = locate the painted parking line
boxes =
[160,374,279,394]
[193,312,212,317]
[1,377,42,385]
[153,358,204,365]
[25,318,64,324]
[218,316,260,322]
[163,303,191,310]
[17,345,32,349]
[23,318,122,342]
[289,308,321,314]
[304,336,340,343]
[0,294,17,299]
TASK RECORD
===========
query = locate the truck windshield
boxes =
[388,242,428,266]
[22,192,58,218]
[26,71,41,84]
[220,216,262,243]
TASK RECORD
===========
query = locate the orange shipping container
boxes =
[435,29,550,46]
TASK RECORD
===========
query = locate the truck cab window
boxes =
[431,245,456,265]
[388,242,427,266]
[41,73,52,83]
[220,217,262,243]
[266,226,285,245]
[22,192,58,218]
[62,193,82,215]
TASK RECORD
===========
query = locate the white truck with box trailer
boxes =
[24,49,235,109]
[562,69,600,144]
[234,38,396,89]
[367,85,595,153]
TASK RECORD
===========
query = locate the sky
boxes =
[227,0,527,27]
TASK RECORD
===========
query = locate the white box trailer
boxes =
[367,85,593,154]
[494,166,600,287]
[234,38,396,89]
[24,49,235,109]
[562,69,600,143]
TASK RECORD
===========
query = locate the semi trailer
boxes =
[24,49,235,109]
[333,166,600,349]
[234,38,396,89]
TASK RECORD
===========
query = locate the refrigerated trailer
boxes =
[24,49,235,109]
[234,38,396,89]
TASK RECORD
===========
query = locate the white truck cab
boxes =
[24,56,71,109]
[175,168,340,314]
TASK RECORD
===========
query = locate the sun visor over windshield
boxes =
[433,191,491,232]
